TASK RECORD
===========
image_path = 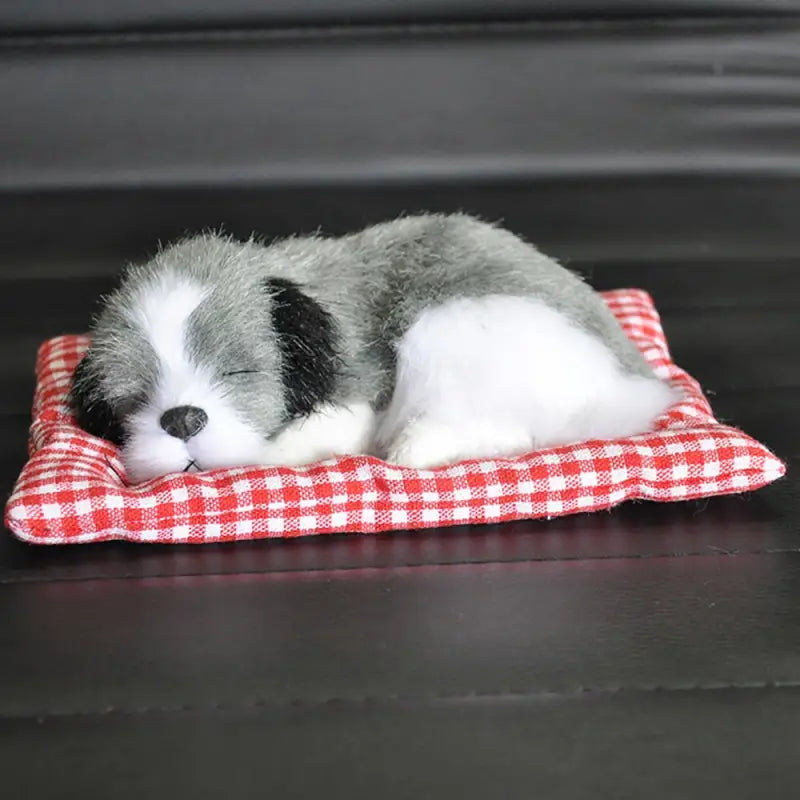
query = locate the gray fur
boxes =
[79,213,657,442]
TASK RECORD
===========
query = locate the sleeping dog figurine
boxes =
[71,213,678,483]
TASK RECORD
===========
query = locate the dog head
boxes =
[71,234,339,483]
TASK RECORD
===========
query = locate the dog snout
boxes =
[159,405,208,441]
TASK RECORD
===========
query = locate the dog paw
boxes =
[383,419,467,469]
[385,417,536,468]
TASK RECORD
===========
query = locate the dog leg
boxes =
[259,402,377,466]
[384,416,535,468]
[378,294,675,469]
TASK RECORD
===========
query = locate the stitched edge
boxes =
[6,681,800,721]
[7,465,788,544]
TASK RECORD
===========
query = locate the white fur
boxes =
[259,403,377,466]
[130,275,207,379]
[122,276,267,483]
[379,295,678,468]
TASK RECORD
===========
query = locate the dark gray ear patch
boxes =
[70,351,126,446]
[264,278,340,419]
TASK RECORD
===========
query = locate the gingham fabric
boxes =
[5,289,786,545]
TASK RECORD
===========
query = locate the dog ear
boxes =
[70,351,126,446]
[264,278,340,418]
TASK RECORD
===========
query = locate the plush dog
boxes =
[71,213,677,483]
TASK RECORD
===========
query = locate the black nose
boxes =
[159,406,208,441]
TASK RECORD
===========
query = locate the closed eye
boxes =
[222,370,261,377]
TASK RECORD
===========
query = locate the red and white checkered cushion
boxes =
[5,289,786,545]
